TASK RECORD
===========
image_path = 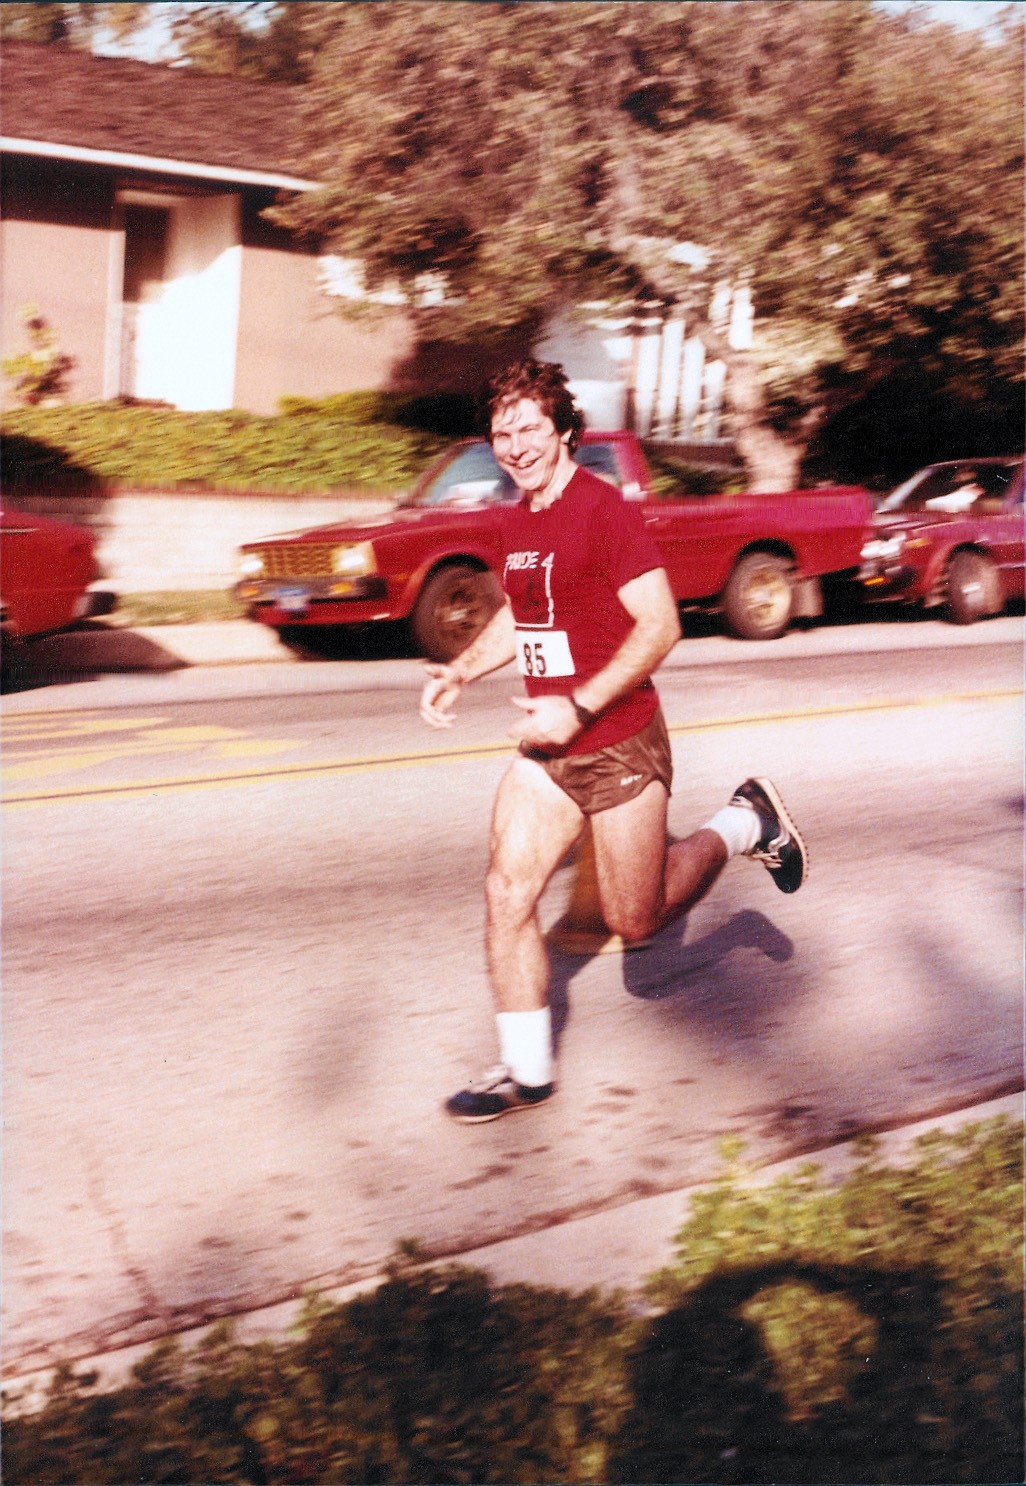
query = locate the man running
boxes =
[419,358,806,1122]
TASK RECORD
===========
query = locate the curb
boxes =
[9,611,1025,685]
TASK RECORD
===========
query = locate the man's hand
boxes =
[419,664,464,728]
[508,694,581,750]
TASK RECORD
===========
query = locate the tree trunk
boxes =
[732,416,806,493]
[698,324,812,492]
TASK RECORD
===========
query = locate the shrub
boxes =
[2,1253,635,1485]
[279,391,478,437]
[2,307,75,407]
[1,404,449,494]
[626,1116,1024,1485]
[2,398,742,498]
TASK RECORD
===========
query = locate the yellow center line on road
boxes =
[1,687,1020,809]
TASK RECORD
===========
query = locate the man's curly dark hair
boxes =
[482,358,585,453]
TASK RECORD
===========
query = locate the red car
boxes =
[237,431,871,659]
[1,506,115,681]
[858,457,1024,623]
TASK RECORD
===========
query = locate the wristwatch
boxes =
[570,693,596,728]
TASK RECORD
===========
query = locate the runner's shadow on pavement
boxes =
[549,909,793,1050]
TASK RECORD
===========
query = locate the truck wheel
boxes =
[722,552,794,640]
[411,564,503,662]
[945,550,1001,625]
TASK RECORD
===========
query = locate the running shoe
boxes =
[729,777,808,894]
[445,1065,555,1123]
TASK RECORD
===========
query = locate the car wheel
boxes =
[411,564,503,661]
[945,550,1001,625]
[722,552,794,640]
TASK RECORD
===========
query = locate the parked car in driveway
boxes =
[237,431,872,660]
[858,457,1024,623]
[0,505,116,683]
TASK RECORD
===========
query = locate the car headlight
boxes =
[332,541,377,577]
[860,534,906,562]
[238,552,266,578]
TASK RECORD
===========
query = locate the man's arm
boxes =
[419,600,517,729]
[508,567,681,749]
[572,567,681,716]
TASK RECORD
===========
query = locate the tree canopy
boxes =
[276,1,1024,481]
[7,0,1023,482]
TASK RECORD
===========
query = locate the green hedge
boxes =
[1,398,737,498]
[0,399,457,494]
[3,1117,1021,1485]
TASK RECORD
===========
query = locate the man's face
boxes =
[490,397,569,497]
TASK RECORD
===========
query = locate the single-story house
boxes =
[1,40,738,440]
[1,41,417,414]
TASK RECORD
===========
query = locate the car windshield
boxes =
[403,441,623,508]
[878,462,1020,515]
[404,446,517,508]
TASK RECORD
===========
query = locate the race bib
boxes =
[515,628,576,678]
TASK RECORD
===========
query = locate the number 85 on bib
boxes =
[515,629,576,678]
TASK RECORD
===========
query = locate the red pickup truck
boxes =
[236,431,871,660]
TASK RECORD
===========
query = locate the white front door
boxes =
[118,192,242,409]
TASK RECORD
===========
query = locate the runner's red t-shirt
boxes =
[500,465,664,755]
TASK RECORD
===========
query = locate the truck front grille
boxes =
[249,544,337,579]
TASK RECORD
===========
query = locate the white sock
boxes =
[497,1008,553,1087]
[705,803,761,859]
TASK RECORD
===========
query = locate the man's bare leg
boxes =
[591,781,727,942]
[444,758,583,1120]
[485,755,585,1012]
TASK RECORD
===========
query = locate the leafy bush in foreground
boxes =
[2,1118,1021,1485]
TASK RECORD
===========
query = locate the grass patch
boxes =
[2,1117,1021,1485]
[111,591,246,627]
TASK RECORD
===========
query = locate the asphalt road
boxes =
[2,621,1023,1380]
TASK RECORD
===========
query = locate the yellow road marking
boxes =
[135,725,243,744]
[3,723,241,756]
[1,735,302,781]
[1,716,169,743]
[2,687,1020,810]
[1,723,256,780]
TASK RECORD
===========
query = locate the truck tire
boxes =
[722,551,794,640]
[411,563,503,662]
[945,550,1001,625]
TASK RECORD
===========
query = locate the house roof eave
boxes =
[1,136,317,193]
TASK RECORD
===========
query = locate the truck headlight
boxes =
[238,552,266,578]
[860,534,906,562]
[332,542,377,577]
